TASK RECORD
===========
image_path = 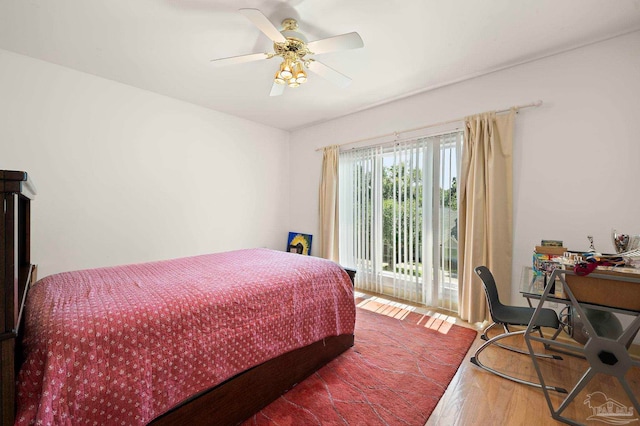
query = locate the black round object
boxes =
[564,306,624,345]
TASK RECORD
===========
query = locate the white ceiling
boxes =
[1,0,640,131]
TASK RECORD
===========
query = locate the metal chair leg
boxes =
[470,329,568,393]
[482,323,563,359]
[480,322,499,341]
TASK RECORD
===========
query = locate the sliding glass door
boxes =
[339,131,462,311]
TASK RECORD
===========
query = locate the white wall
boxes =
[290,31,640,305]
[1,50,291,278]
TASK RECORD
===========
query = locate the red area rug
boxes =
[244,301,477,425]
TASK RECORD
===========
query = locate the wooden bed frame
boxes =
[0,170,355,426]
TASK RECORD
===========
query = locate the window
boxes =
[339,130,462,311]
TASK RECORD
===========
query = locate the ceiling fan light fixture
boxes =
[295,66,307,84]
[279,59,293,79]
[211,9,364,95]
[274,71,286,85]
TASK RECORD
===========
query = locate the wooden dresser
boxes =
[1,170,36,425]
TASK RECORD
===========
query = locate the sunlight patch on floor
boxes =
[356,295,416,320]
[354,291,463,334]
[418,312,455,334]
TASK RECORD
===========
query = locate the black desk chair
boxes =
[470,266,567,393]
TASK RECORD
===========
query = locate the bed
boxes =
[1,170,356,425]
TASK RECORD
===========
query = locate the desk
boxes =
[524,268,640,426]
[521,269,633,347]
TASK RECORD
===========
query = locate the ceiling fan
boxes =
[210,9,364,96]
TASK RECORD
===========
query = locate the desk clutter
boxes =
[531,237,640,312]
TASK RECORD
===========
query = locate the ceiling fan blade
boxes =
[307,61,352,88]
[270,82,285,97]
[239,9,286,43]
[210,52,268,67]
[307,32,364,55]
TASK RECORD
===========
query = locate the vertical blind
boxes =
[339,130,462,310]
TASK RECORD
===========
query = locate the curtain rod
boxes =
[315,100,543,152]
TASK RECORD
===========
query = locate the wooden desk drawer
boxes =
[565,272,640,312]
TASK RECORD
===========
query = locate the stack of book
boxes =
[533,240,566,274]
[532,240,568,297]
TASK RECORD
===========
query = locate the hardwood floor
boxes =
[428,328,640,426]
[427,331,565,426]
[355,291,640,426]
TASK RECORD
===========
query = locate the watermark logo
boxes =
[584,392,638,425]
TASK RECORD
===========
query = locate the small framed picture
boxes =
[287,232,312,255]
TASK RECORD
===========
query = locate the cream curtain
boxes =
[458,109,515,323]
[319,145,340,261]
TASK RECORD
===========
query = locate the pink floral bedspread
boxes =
[16,248,355,425]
